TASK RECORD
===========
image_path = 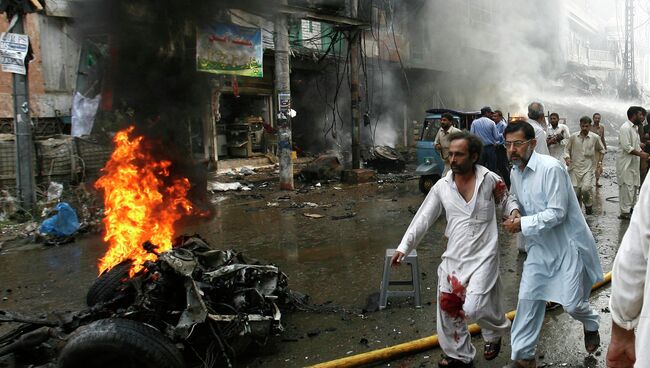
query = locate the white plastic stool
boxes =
[379,248,421,309]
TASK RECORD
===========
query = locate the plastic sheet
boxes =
[40,202,80,237]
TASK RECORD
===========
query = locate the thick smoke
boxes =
[72,0,234,211]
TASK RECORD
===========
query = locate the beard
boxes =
[509,146,534,167]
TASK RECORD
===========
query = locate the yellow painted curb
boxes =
[309,271,612,368]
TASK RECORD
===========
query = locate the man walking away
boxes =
[434,112,462,175]
[590,113,607,187]
[564,116,605,215]
[470,106,500,173]
[526,102,550,155]
[502,121,603,368]
[392,131,517,367]
[607,177,650,368]
[493,110,511,188]
[616,106,649,220]
[546,112,570,165]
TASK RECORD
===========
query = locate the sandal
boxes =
[545,301,561,311]
[584,328,600,354]
[438,354,473,367]
[484,338,501,360]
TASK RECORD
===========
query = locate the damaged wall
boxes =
[0,13,81,119]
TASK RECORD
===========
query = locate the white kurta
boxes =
[509,152,603,303]
[610,178,650,367]
[397,165,518,295]
[616,121,641,187]
[546,123,570,162]
[528,119,550,155]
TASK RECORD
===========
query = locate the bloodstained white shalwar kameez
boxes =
[396,165,517,363]
[616,121,642,214]
[609,178,650,367]
[508,152,603,360]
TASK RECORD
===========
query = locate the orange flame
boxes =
[95,126,193,276]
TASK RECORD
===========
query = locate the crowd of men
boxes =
[392,102,650,368]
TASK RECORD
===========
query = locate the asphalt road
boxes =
[0,151,630,368]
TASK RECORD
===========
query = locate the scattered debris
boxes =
[363,146,405,174]
[46,182,64,203]
[341,169,376,184]
[0,235,306,367]
[331,212,356,220]
[210,196,228,204]
[239,166,255,175]
[267,202,279,207]
[303,213,324,219]
[0,190,17,221]
[207,181,251,192]
[298,155,342,182]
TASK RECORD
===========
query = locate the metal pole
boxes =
[274,0,294,190]
[12,15,35,212]
[348,0,361,169]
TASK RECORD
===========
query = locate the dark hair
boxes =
[441,112,455,121]
[494,109,503,117]
[593,112,601,118]
[550,112,559,119]
[504,120,535,140]
[480,106,492,116]
[627,106,647,119]
[579,116,592,125]
[448,131,483,164]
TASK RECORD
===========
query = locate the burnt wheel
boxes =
[418,174,440,194]
[86,260,132,307]
[58,318,185,368]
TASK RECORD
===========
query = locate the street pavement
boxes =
[0,151,629,368]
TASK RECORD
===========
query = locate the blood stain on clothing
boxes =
[453,330,460,343]
[440,292,465,319]
[440,274,467,320]
[447,274,467,299]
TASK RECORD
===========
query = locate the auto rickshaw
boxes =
[416,109,480,194]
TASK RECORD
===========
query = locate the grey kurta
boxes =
[565,131,605,189]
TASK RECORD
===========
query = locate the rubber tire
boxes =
[419,174,441,194]
[58,318,185,368]
[86,260,132,307]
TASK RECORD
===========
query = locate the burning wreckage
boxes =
[0,235,305,368]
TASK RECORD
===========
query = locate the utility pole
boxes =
[274,0,294,190]
[622,0,638,99]
[11,15,35,212]
[347,0,361,169]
